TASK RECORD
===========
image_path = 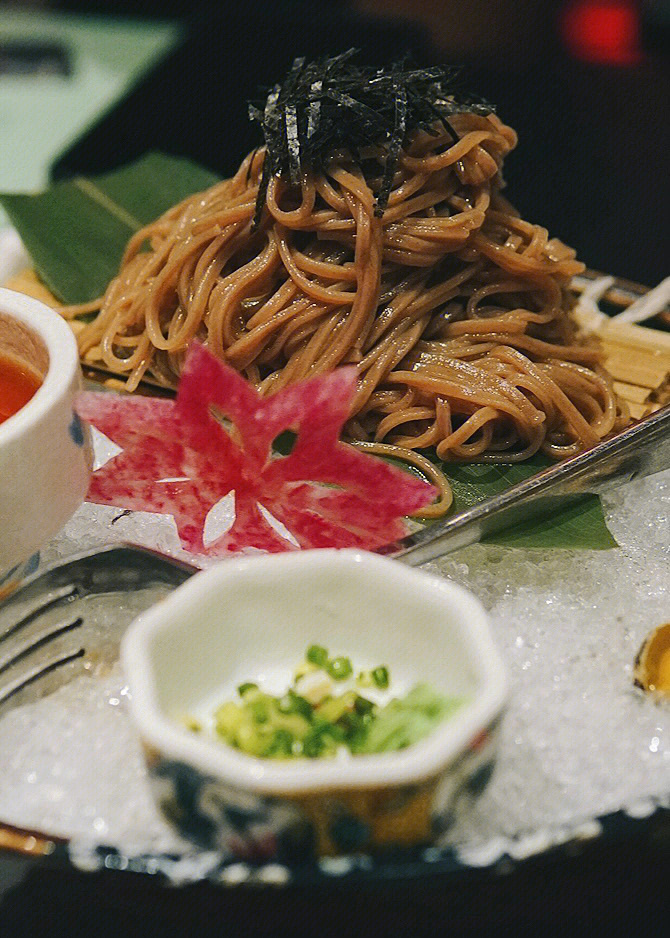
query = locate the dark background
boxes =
[43,0,670,286]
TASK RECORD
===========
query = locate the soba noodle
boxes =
[61,110,626,493]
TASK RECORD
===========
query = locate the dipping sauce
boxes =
[0,352,41,425]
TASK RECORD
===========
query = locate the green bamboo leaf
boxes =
[0,153,219,304]
[0,153,617,551]
[377,449,617,550]
[483,492,617,550]
[276,435,617,550]
[437,456,617,550]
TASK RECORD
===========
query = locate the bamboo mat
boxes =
[5,267,670,416]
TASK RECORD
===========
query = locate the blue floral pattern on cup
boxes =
[145,717,500,861]
[150,761,315,862]
[68,413,85,447]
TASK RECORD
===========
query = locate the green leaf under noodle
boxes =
[437,455,617,550]
[0,153,220,304]
[0,154,617,551]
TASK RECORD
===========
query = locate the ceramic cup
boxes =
[122,550,507,859]
[0,288,90,596]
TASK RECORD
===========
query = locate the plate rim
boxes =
[1,796,669,888]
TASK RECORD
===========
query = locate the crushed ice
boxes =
[0,449,667,858]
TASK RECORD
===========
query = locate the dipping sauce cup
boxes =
[0,288,90,596]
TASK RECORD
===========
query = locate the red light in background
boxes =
[561,1,644,65]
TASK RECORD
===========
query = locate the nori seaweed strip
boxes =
[251,84,281,228]
[306,80,322,139]
[283,58,306,184]
[245,144,261,185]
[375,75,407,217]
[248,51,494,219]
[285,104,301,184]
[252,157,271,230]
[322,89,389,140]
[441,116,459,144]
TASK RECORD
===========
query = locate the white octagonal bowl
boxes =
[121,549,507,858]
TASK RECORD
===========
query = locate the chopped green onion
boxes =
[357,670,374,688]
[327,656,353,681]
[306,644,329,666]
[293,661,316,681]
[316,693,354,724]
[250,698,270,723]
[237,682,258,697]
[214,701,245,736]
[315,718,345,743]
[278,690,313,720]
[268,728,294,757]
[372,666,389,689]
[354,695,375,716]
[212,649,459,760]
[302,730,325,758]
[274,712,311,737]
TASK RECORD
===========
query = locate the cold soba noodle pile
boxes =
[62,54,626,498]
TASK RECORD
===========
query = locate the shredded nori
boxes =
[248,50,493,225]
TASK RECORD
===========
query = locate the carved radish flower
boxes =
[75,343,435,555]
